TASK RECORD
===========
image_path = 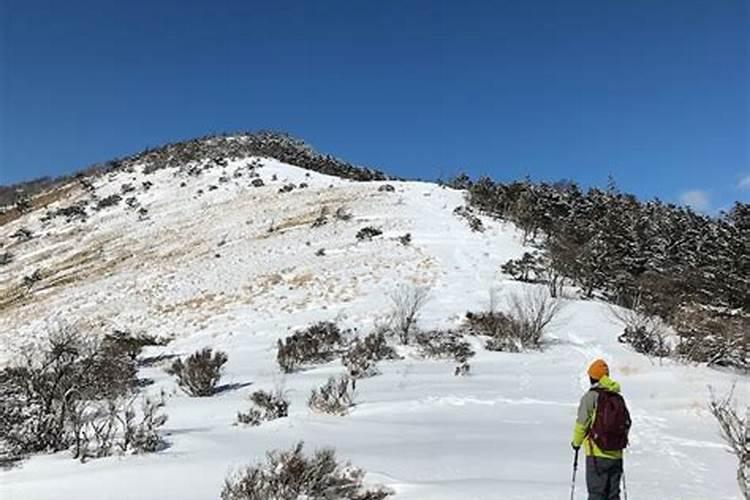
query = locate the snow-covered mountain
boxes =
[0,140,745,499]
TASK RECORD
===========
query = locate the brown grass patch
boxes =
[0,183,81,227]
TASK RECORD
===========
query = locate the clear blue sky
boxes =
[1,0,748,212]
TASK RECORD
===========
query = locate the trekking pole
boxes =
[570,448,579,500]
[622,468,628,500]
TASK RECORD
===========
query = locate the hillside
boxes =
[0,145,746,499]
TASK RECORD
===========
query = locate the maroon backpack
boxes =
[589,389,631,451]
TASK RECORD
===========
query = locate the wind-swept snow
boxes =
[0,158,745,499]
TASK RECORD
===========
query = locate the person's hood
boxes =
[595,375,621,393]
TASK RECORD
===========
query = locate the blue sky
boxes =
[1,0,748,212]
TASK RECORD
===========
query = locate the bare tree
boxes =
[388,285,430,345]
[709,386,749,499]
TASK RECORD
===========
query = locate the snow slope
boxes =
[0,157,746,499]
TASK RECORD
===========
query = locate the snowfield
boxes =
[0,157,746,499]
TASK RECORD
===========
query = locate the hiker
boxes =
[571,359,631,500]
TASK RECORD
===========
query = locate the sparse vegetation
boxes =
[308,375,357,416]
[0,326,142,462]
[388,285,430,345]
[221,442,392,500]
[94,194,122,210]
[674,306,748,370]
[356,226,383,241]
[335,206,353,221]
[11,227,33,241]
[0,251,13,266]
[453,205,485,232]
[611,304,672,358]
[709,386,749,499]
[415,330,475,376]
[237,389,289,426]
[277,322,348,373]
[167,348,228,397]
[342,331,399,378]
[463,288,563,351]
[398,233,412,246]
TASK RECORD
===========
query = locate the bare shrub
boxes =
[308,375,356,416]
[388,285,430,345]
[11,227,33,242]
[415,330,475,376]
[94,194,122,211]
[221,442,392,500]
[356,226,383,241]
[22,268,44,289]
[342,331,398,379]
[463,288,563,351]
[709,386,749,498]
[674,306,748,371]
[277,322,348,373]
[453,205,485,232]
[611,305,671,358]
[312,207,330,227]
[103,329,170,363]
[378,184,395,192]
[167,348,228,397]
[54,202,88,221]
[237,389,289,426]
[507,287,563,348]
[70,393,168,461]
[398,233,412,246]
[0,326,139,461]
[335,206,353,221]
[0,251,13,266]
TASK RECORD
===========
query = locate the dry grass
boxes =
[0,183,81,227]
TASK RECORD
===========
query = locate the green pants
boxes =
[586,456,623,500]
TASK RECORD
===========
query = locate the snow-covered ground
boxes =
[0,157,746,499]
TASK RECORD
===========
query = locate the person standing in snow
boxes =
[571,359,631,500]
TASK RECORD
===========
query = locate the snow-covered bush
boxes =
[221,442,392,500]
[378,184,395,192]
[342,331,398,379]
[277,322,348,373]
[237,390,289,426]
[0,326,139,461]
[388,285,430,345]
[167,348,228,397]
[709,387,749,499]
[309,375,356,416]
[356,226,383,241]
